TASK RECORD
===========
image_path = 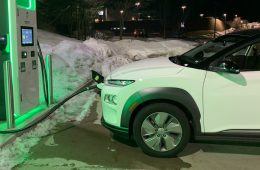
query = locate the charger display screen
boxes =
[21,27,34,46]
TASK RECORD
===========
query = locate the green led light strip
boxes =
[5,34,10,53]
[15,105,45,125]
[16,0,36,10]
[7,0,20,115]
[3,61,12,126]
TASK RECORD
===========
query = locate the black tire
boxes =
[133,103,190,157]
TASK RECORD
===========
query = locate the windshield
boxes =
[180,35,247,65]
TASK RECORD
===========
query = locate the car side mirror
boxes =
[209,60,240,74]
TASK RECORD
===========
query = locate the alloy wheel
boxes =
[141,112,183,152]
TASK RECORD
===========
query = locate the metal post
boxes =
[76,4,80,40]
[223,13,227,35]
[214,17,217,38]
[224,16,227,35]
[45,55,53,105]
[181,5,187,31]
[3,61,15,129]
[163,0,166,38]
[120,10,124,40]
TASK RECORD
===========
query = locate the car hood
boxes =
[108,57,184,80]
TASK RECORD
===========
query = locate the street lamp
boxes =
[241,20,244,28]
[98,10,104,16]
[181,5,187,28]
[98,10,104,22]
[135,2,141,20]
[200,13,204,18]
[94,18,100,23]
[223,13,227,35]
[181,5,187,12]
[120,10,124,40]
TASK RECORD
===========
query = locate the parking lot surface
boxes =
[15,100,260,170]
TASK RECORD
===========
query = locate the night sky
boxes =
[184,0,260,21]
[154,0,259,22]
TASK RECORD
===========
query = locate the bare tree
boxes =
[104,0,138,40]
[231,17,242,30]
[37,0,104,39]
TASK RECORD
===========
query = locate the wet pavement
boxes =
[15,99,260,170]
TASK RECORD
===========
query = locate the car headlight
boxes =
[107,79,135,86]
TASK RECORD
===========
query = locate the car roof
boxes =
[228,29,260,37]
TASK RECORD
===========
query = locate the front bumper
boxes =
[101,117,129,139]
[100,81,139,128]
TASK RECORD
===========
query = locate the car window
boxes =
[232,47,248,56]
[222,42,260,71]
[180,35,246,65]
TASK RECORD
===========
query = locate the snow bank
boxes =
[112,39,194,61]
[99,39,195,76]
[217,22,260,36]
[217,28,236,36]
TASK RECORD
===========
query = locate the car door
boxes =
[203,41,260,133]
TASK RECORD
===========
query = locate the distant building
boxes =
[98,8,138,22]
[184,17,227,38]
[95,8,162,38]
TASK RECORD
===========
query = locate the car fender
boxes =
[121,87,202,135]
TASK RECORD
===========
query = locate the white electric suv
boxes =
[96,29,260,157]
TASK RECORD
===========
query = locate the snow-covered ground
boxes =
[0,30,195,170]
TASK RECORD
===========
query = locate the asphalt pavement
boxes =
[14,98,260,170]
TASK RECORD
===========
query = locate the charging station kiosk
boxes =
[0,0,45,129]
[0,0,94,140]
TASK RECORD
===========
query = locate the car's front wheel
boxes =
[133,103,190,157]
